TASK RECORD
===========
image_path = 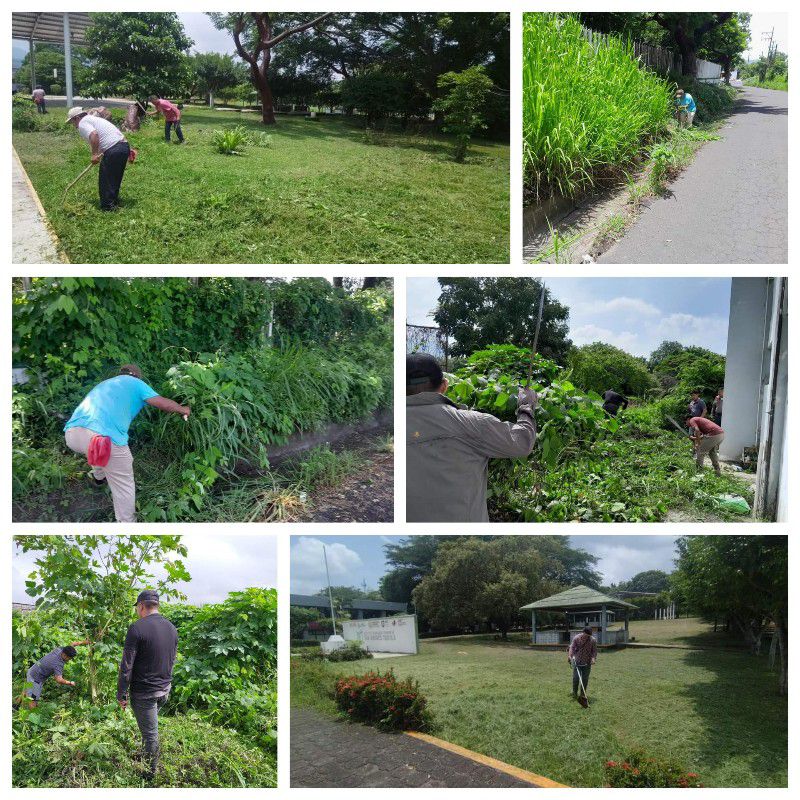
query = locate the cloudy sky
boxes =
[290,535,680,595]
[407,277,731,359]
[178,13,238,56]
[13,536,277,605]
[742,12,788,61]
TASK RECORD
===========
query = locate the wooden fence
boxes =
[582,26,722,82]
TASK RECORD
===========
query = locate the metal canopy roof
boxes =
[290,594,407,612]
[521,585,637,612]
[12,13,92,45]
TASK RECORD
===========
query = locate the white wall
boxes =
[342,614,419,654]
[720,279,769,460]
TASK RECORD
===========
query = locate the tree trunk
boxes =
[87,643,99,703]
[251,64,276,125]
[671,27,698,76]
[775,611,787,695]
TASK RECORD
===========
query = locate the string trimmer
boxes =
[526,283,546,389]
[572,657,589,708]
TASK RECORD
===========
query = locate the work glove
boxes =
[517,386,538,412]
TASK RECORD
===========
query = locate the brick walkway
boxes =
[291,707,539,788]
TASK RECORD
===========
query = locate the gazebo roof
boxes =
[12,13,92,45]
[520,585,637,612]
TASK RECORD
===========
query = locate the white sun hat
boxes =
[66,106,86,122]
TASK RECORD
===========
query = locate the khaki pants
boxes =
[65,427,136,522]
[696,433,724,474]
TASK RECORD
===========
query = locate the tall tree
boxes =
[84,13,194,110]
[15,535,190,703]
[379,536,441,604]
[698,13,751,83]
[567,342,655,397]
[192,52,247,106]
[617,570,671,594]
[650,13,734,76]
[672,536,787,694]
[209,12,334,124]
[434,278,572,361]
[15,44,91,94]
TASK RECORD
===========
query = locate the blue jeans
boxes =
[165,120,184,142]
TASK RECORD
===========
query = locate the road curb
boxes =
[404,731,569,788]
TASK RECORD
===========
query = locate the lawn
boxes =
[13,108,509,264]
[292,618,787,788]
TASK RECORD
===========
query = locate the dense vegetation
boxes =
[443,343,752,522]
[12,277,392,522]
[523,13,737,203]
[12,536,277,788]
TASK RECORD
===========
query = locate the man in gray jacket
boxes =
[406,353,537,522]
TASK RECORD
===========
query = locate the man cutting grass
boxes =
[568,626,597,704]
[675,88,696,127]
[66,106,132,211]
[15,640,90,709]
[406,352,537,522]
[147,96,184,144]
[64,365,191,523]
[686,415,725,475]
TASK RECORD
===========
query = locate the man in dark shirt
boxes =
[16,639,89,708]
[118,590,178,780]
[602,389,628,416]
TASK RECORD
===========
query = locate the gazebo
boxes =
[520,585,636,647]
[12,13,92,108]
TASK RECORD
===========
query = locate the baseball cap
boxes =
[406,352,443,389]
[135,590,159,605]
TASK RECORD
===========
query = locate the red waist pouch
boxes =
[87,435,112,468]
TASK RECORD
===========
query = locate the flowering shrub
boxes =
[604,751,703,787]
[334,669,431,732]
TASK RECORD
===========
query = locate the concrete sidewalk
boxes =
[12,149,64,264]
[291,707,545,788]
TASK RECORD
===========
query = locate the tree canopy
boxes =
[434,278,572,361]
[567,342,655,397]
[84,12,194,105]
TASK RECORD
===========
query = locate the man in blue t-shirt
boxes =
[15,640,89,709]
[676,89,697,127]
[64,364,191,522]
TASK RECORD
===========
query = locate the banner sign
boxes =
[341,614,419,654]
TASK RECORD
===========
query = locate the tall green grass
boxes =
[523,13,673,201]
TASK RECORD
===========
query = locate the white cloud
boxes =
[571,324,641,353]
[584,296,661,318]
[290,537,363,595]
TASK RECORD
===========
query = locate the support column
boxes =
[601,604,607,645]
[29,38,36,94]
[624,610,629,642]
[63,13,74,108]
[531,610,536,644]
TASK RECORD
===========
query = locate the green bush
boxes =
[324,641,372,662]
[334,669,431,731]
[567,342,655,397]
[211,125,250,155]
[605,751,702,788]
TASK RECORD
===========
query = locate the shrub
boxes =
[334,669,431,731]
[325,641,372,662]
[211,125,250,155]
[605,751,703,788]
[434,66,494,162]
[50,83,63,95]
[567,342,655,398]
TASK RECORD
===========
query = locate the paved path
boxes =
[600,86,787,263]
[12,149,63,264]
[290,708,538,788]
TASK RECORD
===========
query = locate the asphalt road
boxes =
[600,86,788,264]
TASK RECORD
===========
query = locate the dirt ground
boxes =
[300,428,394,523]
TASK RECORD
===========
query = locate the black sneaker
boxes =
[91,474,107,487]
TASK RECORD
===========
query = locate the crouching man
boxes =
[406,352,537,522]
[118,590,179,781]
[64,365,191,522]
[16,640,90,708]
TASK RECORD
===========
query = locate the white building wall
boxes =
[720,279,769,460]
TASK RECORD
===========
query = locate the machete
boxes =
[666,415,693,438]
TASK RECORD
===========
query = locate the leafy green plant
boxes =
[211,125,250,155]
[605,751,703,788]
[434,65,494,162]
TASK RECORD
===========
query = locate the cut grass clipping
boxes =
[523,13,672,202]
[13,108,509,264]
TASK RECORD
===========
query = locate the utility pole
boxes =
[760,28,776,80]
